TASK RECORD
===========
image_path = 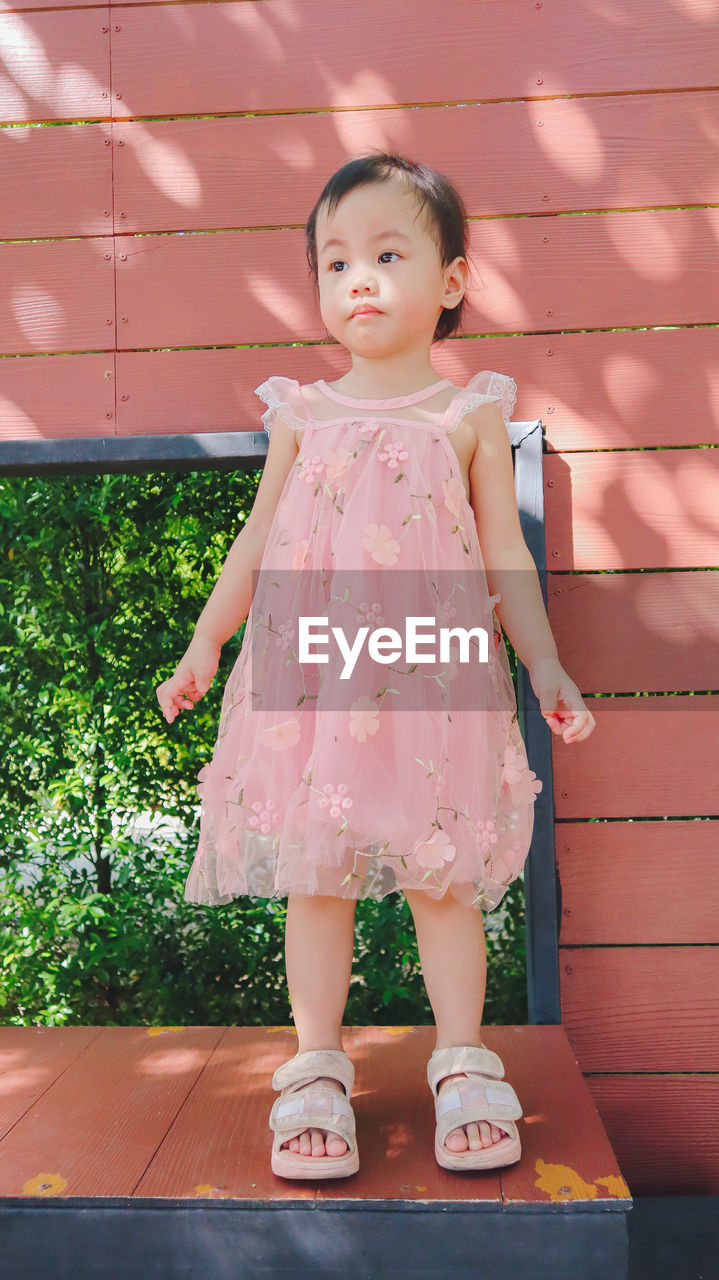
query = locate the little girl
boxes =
[156,151,595,1180]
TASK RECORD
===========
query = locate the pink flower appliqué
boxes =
[275,620,293,651]
[247,799,283,835]
[442,475,466,519]
[196,763,210,801]
[357,600,384,626]
[502,744,527,785]
[527,770,542,799]
[503,745,543,801]
[260,717,302,750]
[377,438,408,470]
[318,782,353,819]
[363,522,400,566]
[325,449,351,485]
[360,422,383,440]
[413,829,456,869]
[497,709,514,734]
[292,539,310,570]
[349,695,380,743]
[297,455,325,484]
[476,819,499,853]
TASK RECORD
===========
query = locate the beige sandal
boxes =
[427,1044,523,1171]
[268,1048,359,1179]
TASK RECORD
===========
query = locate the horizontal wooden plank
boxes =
[2,208,717,356]
[106,2,719,111]
[2,331,716,449]
[0,240,115,357]
[513,326,719,450]
[544,451,719,569]
[0,10,108,119]
[0,1026,224,1198]
[552,697,719,818]
[547,572,719,691]
[65,91,719,235]
[114,211,719,348]
[586,1074,719,1196]
[0,354,117,443]
[557,820,719,945]
[0,124,112,240]
[0,1027,101,1139]
[4,1,712,114]
[559,947,719,1072]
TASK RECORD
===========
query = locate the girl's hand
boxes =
[529,657,596,744]
[156,633,221,724]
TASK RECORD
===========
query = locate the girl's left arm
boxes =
[467,402,596,743]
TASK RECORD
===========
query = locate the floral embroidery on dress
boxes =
[292,539,310,570]
[318,781,353,819]
[377,438,409,470]
[349,695,380,743]
[357,600,385,626]
[413,829,457,869]
[360,422,383,441]
[260,718,302,750]
[297,455,325,484]
[363,523,400,565]
[442,475,466,519]
[275,620,293,652]
[476,819,499,853]
[324,448,351,484]
[248,799,283,834]
[184,371,538,916]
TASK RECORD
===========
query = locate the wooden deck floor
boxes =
[0,1023,632,1279]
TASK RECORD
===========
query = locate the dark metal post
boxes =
[511,422,561,1024]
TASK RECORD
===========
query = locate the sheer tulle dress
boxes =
[183,371,541,913]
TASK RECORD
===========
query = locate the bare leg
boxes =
[281,892,357,1158]
[403,887,509,1151]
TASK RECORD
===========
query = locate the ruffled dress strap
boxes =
[253,375,310,437]
[441,370,518,435]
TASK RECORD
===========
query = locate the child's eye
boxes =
[327,251,400,272]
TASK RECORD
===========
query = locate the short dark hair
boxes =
[305,150,476,344]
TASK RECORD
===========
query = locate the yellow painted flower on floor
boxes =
[23,1172,67,1196]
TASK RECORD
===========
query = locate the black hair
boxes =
[305,150,476,344]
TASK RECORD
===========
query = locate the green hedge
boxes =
[0,467,527,1028]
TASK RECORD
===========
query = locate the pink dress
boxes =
[183,371,542,913]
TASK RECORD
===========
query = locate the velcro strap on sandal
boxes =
[433,1078,522,1150]
[427,1044,506,1098]
[269,1085,357,1150]
[272,1048,354,1099]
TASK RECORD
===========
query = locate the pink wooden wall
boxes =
[1,0,718,1195]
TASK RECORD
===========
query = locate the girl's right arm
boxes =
[156,412,299,724]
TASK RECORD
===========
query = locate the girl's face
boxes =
[315,180,467,357]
